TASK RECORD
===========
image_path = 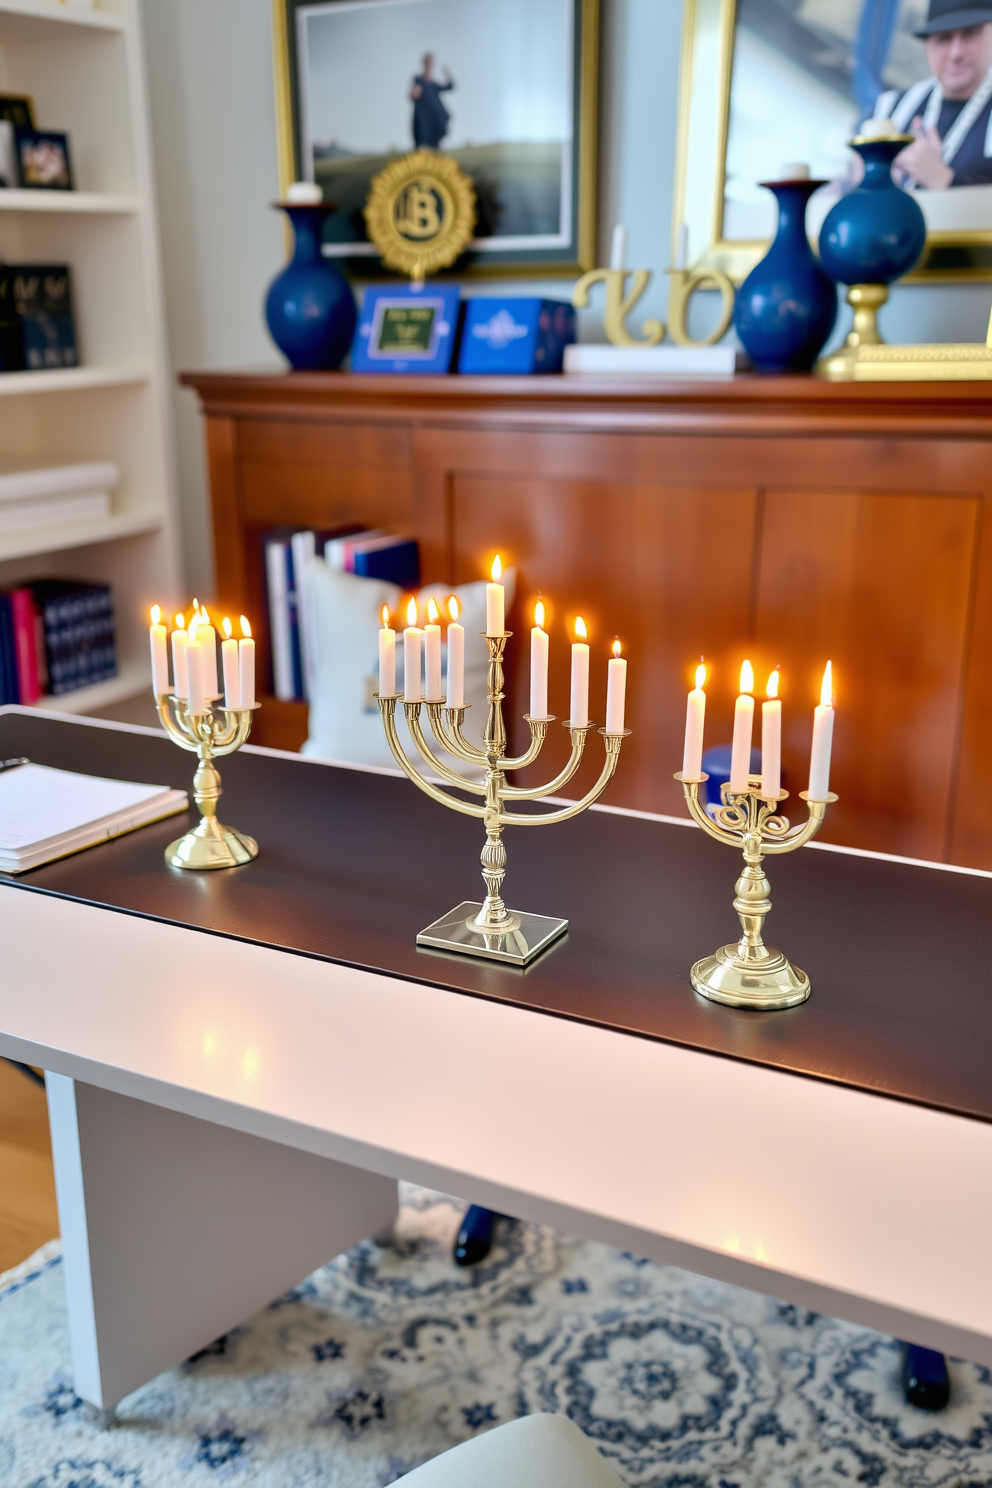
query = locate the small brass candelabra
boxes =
[378,632,630,965]
[157,694,258,870]
[676,771,837,1009]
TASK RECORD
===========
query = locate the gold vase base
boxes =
[690,944,810,1011]
[416,900,568,966]
[165,820,259,871]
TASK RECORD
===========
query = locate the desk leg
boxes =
[46,1074,399,1411]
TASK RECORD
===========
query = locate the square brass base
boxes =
[416,901,568,966]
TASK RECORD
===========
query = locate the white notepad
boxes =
[0,763,188,873]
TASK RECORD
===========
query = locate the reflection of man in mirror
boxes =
[870,0,992,187]
[410,52,455,150]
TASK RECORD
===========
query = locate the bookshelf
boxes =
[0,0,181,712]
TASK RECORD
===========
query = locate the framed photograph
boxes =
[15,129,73,191]
[273,0,599,274]
[0,96,35,130]
[674,0,992,283]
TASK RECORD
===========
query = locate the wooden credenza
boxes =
[182,370,992,869]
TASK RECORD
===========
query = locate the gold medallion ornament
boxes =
[364,149,476,280]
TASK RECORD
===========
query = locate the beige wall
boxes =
[139,0,991,599]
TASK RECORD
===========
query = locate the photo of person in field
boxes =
[410,51,455,149]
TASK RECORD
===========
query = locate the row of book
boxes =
[0,264,78,372]
[0,579,117,705]
[264,526,420,702]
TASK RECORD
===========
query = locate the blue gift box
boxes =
[458,297,575,375]
[352,283,462,374]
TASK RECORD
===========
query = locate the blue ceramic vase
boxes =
[265,204,357,370]
[734,178,838,373]
[818,138,926,286]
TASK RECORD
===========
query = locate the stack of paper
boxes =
[0,461,118,536]
[0,762,187,873]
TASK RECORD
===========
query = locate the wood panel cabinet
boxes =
[181,371,992,867]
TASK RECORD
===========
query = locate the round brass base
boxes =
[166,819,258,871]
[691,943,810,1010]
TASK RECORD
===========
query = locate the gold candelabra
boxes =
[157,695,258,870]
[377,631,630,965]
[675,771,837,1009]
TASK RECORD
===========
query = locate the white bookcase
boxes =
[0,0,181,713]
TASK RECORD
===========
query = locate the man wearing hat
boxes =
[870,0,992,188]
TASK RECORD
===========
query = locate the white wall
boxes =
[139,0,991,598]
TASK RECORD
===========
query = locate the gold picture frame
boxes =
[673,0,992,285]
[271,0,599,277]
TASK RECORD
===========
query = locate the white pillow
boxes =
[302,562,516,770]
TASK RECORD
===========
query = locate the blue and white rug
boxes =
[2,1186,992,1488]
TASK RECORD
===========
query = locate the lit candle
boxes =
[682,660,706,779]
[530,598,549,719]
[171,612,188,698]
[610,223,627,271]
[185,619,206,716]
[198,604,219,699]
[761,668,782,799]
[148,604,169,696]
[238,616,255,710]
[486,554,505,636]
[378,603,396,697]
[445,596,464,708]
[808,661,835,800]
[570,616,590,727]
[729,659,755,793]
[424,596,442,699]
[403,596,423,702]
[221,616,240,709]
[605,638,627,733]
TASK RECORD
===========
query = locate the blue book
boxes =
[458,297,575,375]
[352,538,420,588]
[0,593,18,704]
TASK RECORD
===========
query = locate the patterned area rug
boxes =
[2,1186,992,1488]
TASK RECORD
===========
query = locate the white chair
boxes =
[395,1413,626,1488]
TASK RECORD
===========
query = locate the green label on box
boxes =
[377,305,435,353]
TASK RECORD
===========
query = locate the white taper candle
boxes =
[149,606,169,696]
[530,599,549,718]
[378,604,396,697]
[445,596,464,708]
[682,661,706,779]
[729,659,755,793]
[761,669,782,798]
[570,617,590,727]
[808,661,835,800]
[605,641,627,733]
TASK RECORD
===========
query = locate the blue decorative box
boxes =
[458,297,575,375]
[352,283,462,374]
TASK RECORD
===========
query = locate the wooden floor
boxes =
[0,1059,58,1275]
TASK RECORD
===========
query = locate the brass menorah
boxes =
[377,630,629,965]
[158,696,257,870]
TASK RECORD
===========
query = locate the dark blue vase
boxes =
[734,178,838,373]
[819,139,926,286]
[265,204,357,370]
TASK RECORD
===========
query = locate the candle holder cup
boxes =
[377,630,630,965]
[157,693,258,869]
[676,770,837,1009]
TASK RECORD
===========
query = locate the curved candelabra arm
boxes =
[675,773,745,847]
[501,720,593,800]
[425,704,491,768]
[157,695,202,753]
[762,791,837,854]
[497,715,555,772]
[499,730,629,825]
[406,708,486,795]
[377,697,486,821]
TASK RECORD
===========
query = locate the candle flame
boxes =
[575,616,587,640]
[381,603,391,629]
[767,669,779,700]
[406,596,418,627]
[427,596,439,624]
[740,659,754,694]
[695,662,706,690]
[174,612,186,630]
[201,604,211,626]
[491,554,502,583]
[192,597,200,617]
[222,616,233,639]
[534,599,545,629]
[150,604,161,626]
[612,638,622,659]
[820,660,833,707]
[448,595,460,622]
[240,615,252,639]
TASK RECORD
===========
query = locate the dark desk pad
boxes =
[2,711,990,1125]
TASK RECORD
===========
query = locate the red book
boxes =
[10,587,40,704]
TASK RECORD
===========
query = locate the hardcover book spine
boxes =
[265,537,295,701]
[9,587,39,704]
[0,593,18,704]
